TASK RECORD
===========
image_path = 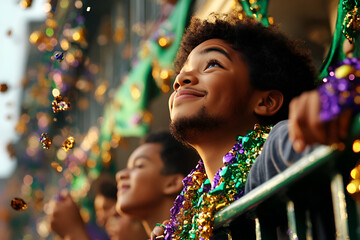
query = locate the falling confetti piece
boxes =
[40,133,52,149]
[51,162,63,173]
[62,136,75,151]
[86,6,91,12]
[52,96,71,113]
[6,143,16,158]
[19,0,32,8]
[53,51,64,62]
[0,83,8,92]
[10,198,27,211]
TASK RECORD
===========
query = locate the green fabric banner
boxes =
[107,0,193,138]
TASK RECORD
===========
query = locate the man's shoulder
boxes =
[267,120,289,140]
[271,120,288,131]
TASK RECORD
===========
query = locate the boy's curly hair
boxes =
[174,15,317,125]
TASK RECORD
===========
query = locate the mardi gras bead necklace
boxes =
[164,124,272,240]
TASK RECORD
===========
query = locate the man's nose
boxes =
[173,70,198,90]
[116,168,129,181]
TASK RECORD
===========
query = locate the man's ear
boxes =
[162,174,184,196]
[253,90,284,117]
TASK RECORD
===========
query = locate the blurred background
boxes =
[0,0,335,239]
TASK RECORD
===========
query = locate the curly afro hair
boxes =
[174,14,317,125]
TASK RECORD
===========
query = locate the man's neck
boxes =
[191,128,246,183]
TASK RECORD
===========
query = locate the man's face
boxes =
[115,143,167,218]
[94,194,116,227]
[105,211,147,240]
[169,39,258,137]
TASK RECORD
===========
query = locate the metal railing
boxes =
[214,116,360,240]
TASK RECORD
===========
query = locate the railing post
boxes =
[331,173,350,240]
[287,201,299,240]
[255,218,262,240]
[305,210,313,240]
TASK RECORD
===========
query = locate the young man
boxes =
[50,132,198,239]
[92,174,148,240]
[105,210,147,240]
[151,15,354,240]
[115,131,199,237]
[92,174,118,228]
[50,175,147,240]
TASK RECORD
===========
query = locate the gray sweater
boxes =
[244,120,316,193]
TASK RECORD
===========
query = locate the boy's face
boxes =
[115,143,167,218]
[94,194,116,227]
[169,39,258,134]
[105,212,146,240]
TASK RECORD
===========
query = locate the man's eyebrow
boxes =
[133,155,151,161]
[128,155,151,167]
[200,47,232,61]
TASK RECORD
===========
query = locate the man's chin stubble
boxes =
[169,107,223,145]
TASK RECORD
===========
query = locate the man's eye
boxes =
[134,164,144,169]
[205,60,222,70]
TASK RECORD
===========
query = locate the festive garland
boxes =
[164,124,272,240]
[342,0,360,43]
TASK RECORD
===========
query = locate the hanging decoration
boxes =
[238,0,272,27]
[342,0,360,43]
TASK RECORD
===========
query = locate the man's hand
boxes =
[49,190,89,240]
[150,220,170,240]
[288,90,352,152]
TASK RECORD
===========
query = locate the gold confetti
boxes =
[19,0,32,8]
[6,143,16,158]
[62,136,75,151]
[52,96,71,113]
[40,133,52,149]
[10,198,27,211]
[0,83,8,92]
